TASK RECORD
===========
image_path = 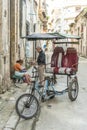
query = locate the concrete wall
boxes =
[10,0,27,75]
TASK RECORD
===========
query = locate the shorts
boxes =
[15,71,25,77]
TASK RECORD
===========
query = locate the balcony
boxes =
[38,8,46,21]
[38,8,48,31]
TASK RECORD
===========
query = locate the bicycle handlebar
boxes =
[33,66,37,70]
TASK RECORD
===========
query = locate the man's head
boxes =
[16,59,23,65]
[36,46,42,53]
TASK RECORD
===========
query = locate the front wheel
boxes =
[68,78,79,101]
[15,93,39,119]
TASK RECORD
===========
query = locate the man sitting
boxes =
[14,59,31,85]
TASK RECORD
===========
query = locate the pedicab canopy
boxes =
[21,32,81,43]
[21,33,65,40]
[58,33,81,39]
[52,33,81,44]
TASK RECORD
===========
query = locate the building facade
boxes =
[0,0,47,93]
[0,0,10,93]
[70,7,87,57]
[48,4,87,33]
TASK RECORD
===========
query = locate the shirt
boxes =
[37,50,46,65]
[14,63,22,71]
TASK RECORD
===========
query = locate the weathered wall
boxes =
[71,8,87,57]
[0,0,11,93]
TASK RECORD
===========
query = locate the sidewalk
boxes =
[0,82,33,130]
[0,68,34,130]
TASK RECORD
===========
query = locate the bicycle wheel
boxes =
[68,78,79,101]
[16,93,39,119]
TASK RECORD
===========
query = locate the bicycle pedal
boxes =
[41,96,45,102]
[49,95,55,99]
[46,90,55,95]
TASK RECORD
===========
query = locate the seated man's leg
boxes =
[24,74,31,85]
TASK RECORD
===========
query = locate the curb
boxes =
[2,68,39,130]
[3,87,37,130]
[3,110,20,130]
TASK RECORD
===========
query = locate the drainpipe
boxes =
[10,0,16,77]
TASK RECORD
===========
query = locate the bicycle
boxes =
[15,64,79,119]
[15,65,56,119]
[15,33,79,119]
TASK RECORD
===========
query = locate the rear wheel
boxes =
[68,79,79,101]
[16,93,39,119]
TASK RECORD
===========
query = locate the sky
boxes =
[46,0,87,15]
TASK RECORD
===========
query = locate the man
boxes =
[14,59,31,85]
[36,46,46,85]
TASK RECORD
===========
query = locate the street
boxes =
[0,57,87,130]
[34,57,87,130]
[14,57,87,130]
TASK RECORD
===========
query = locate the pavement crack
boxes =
[31,105,41,130]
